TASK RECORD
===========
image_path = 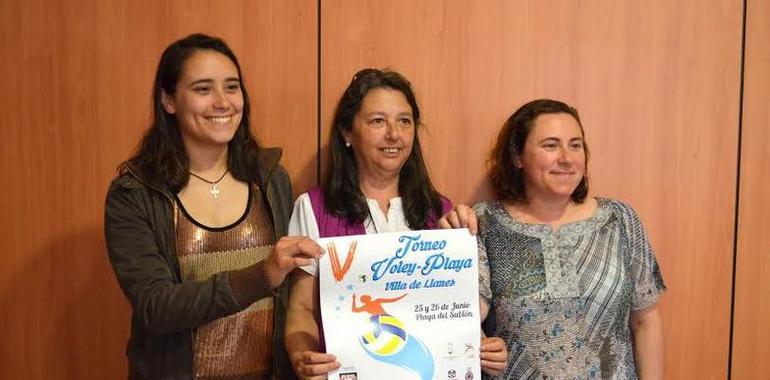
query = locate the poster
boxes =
[318,229,481,380]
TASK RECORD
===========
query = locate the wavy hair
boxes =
[125,33,261,192]
[323,68,444,229]
[489,98,590,203]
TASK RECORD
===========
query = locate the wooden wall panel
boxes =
[321,0,742,378]
[0,0,759,378]
[732,0,770,377]
[0,0,316,378]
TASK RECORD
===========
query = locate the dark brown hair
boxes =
[323,68,444,229]
[489,98,590,203]
[126,33,261,192]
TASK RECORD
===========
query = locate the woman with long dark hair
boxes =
[284,68,507,379]
[105,33,319,379]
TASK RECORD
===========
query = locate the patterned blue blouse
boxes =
[476,198,665,379]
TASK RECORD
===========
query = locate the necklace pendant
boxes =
[210,184,221,199]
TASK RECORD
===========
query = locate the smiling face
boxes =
[343,87,415,182]
[162,49,244,151]
[518,113,586,202]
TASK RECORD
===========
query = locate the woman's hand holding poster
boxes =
[318,229,481,380]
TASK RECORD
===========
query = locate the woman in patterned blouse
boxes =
[475,99,666,379]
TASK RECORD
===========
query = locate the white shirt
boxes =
[288,192,411,276]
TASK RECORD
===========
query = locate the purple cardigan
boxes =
[307,187,453,238]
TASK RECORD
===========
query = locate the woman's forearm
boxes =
[285,307,321,360]
[631,307,664,380]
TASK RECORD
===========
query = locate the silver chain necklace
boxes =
[189,169,228,199]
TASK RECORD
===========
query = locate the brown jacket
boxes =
[104,148,295,380]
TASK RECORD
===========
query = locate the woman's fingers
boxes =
[266,237,323,286]
[295,351,340,378]
[281,237,323,259]
[480,336,504,351]
[454,204,479,234]
[438,204,479,235]
[480,336,508,376]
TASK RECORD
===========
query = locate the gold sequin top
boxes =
[175,185,276,380]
